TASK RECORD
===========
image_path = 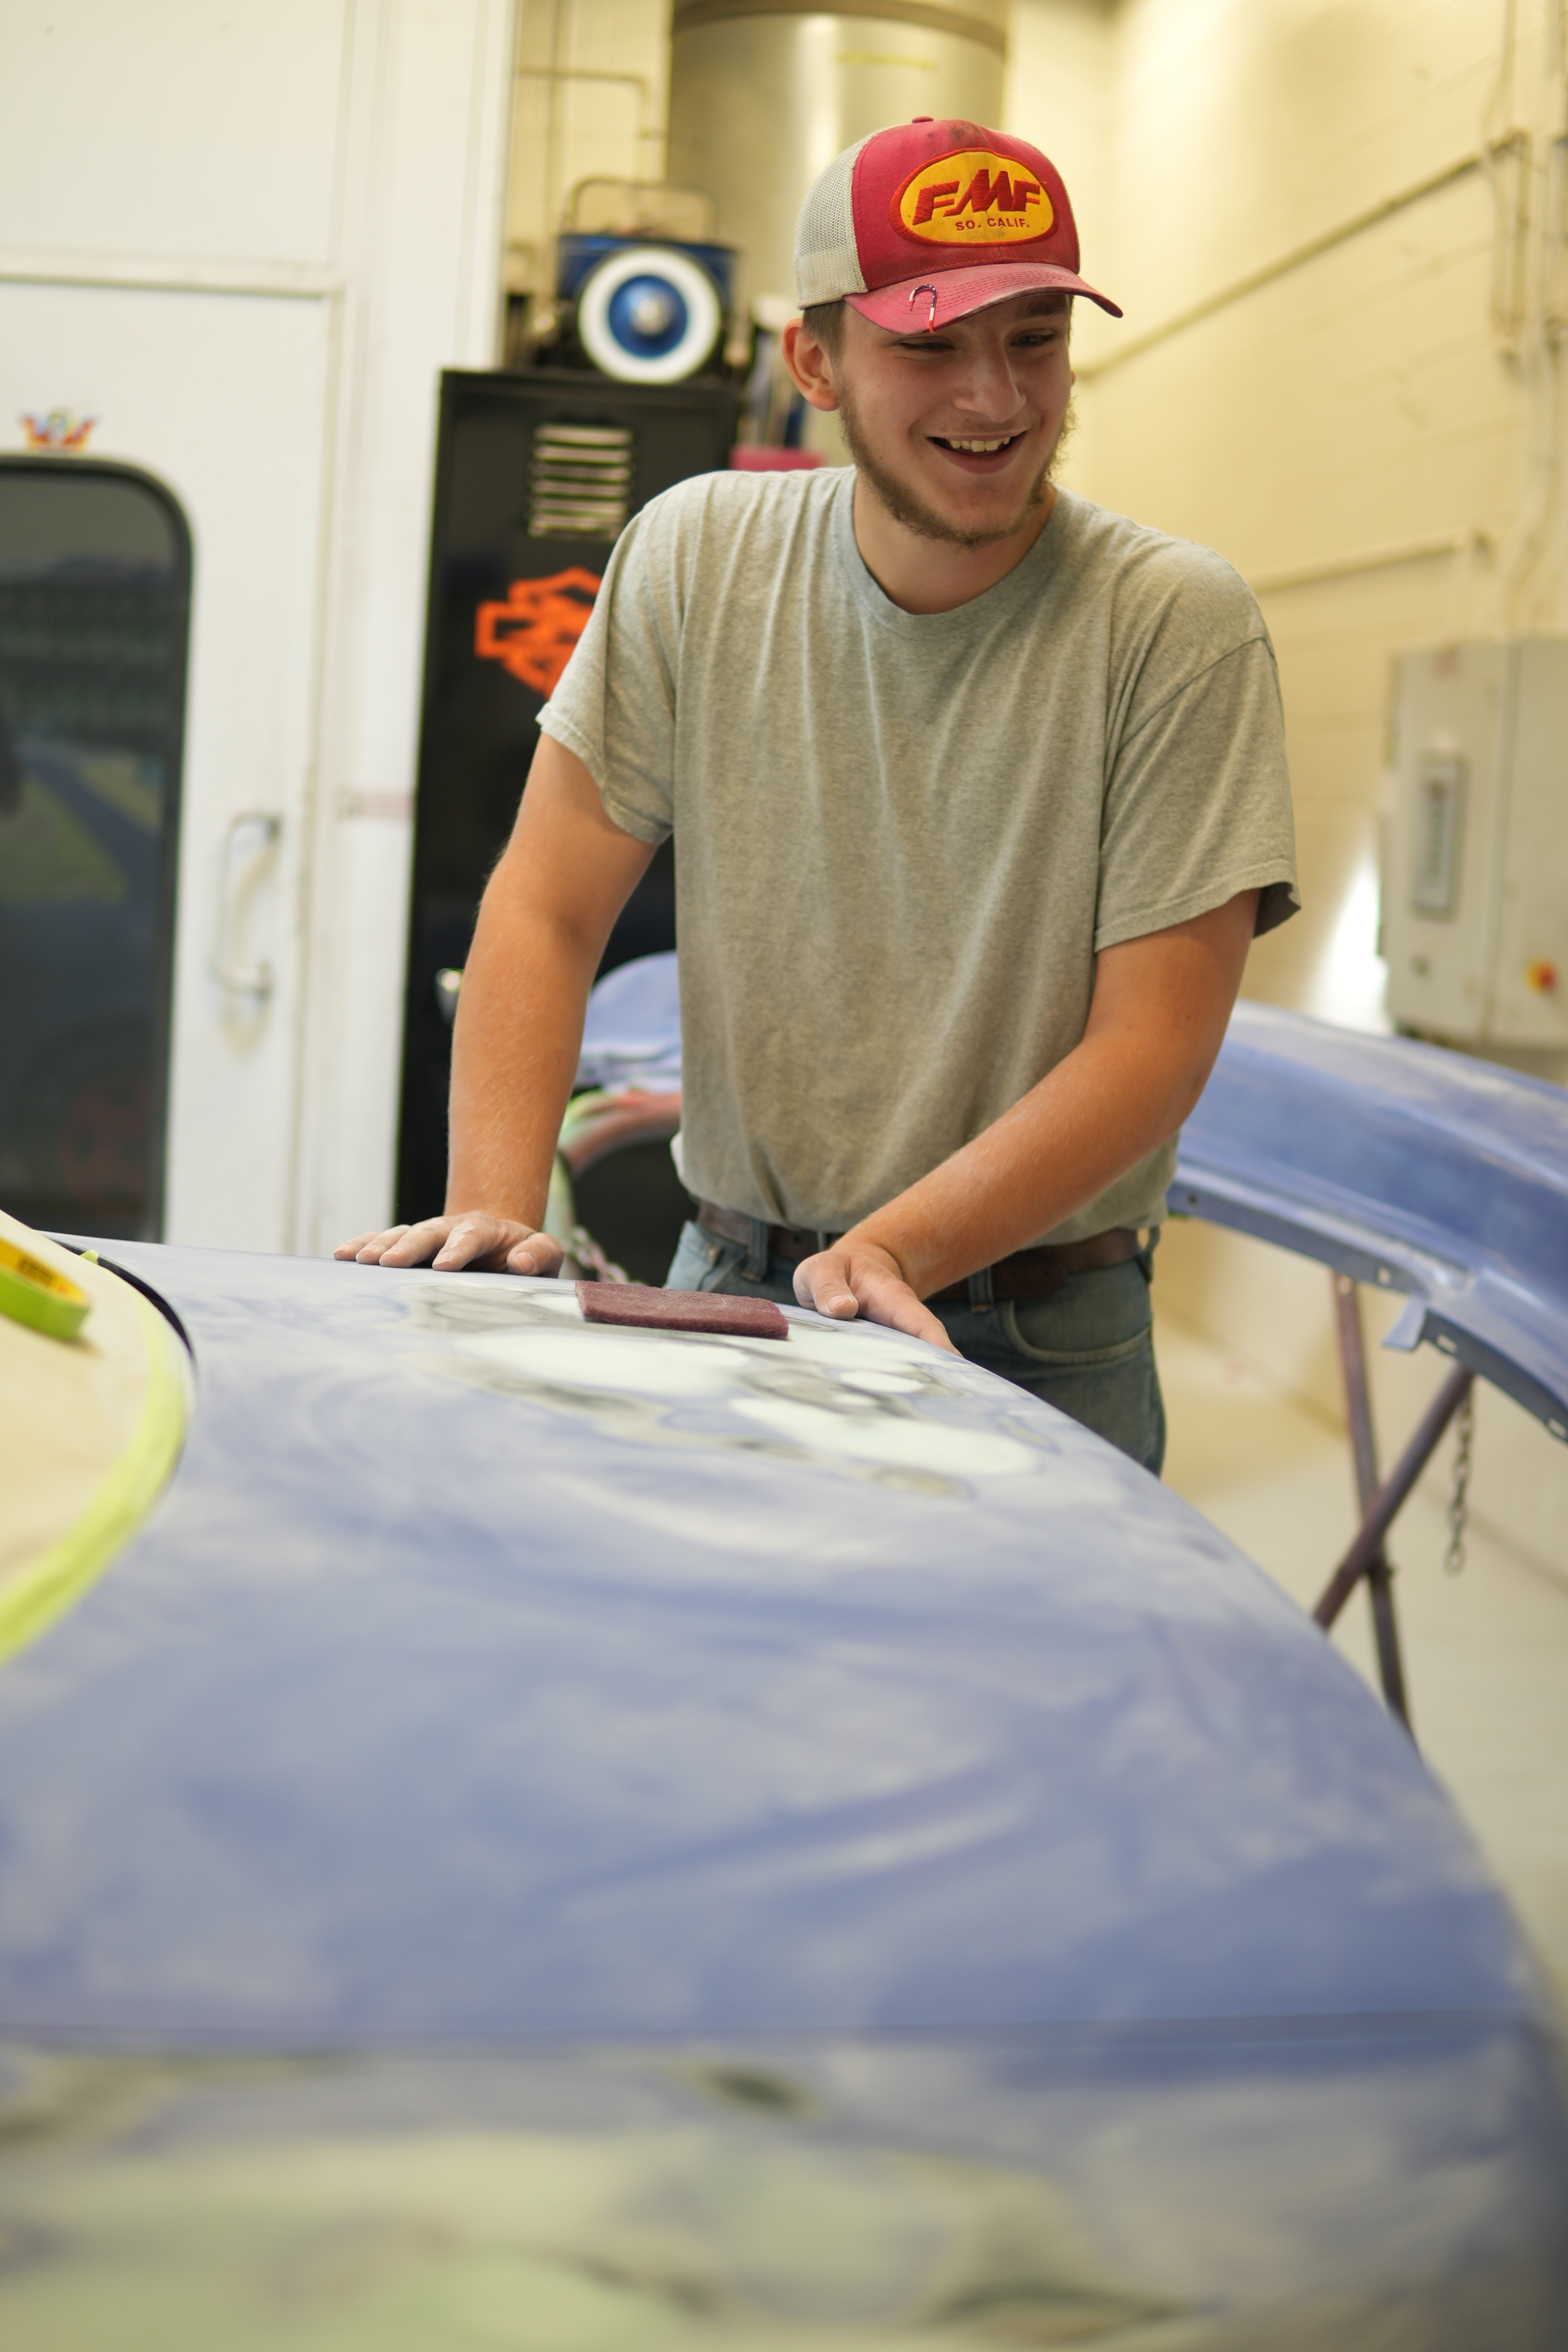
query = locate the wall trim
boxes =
[0,250,342,299]
[1077,149,1498,380]
[1250,530,1491,598]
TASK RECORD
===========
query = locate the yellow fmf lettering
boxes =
[896,150,1052,246]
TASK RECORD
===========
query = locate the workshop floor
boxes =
[1156,1314,1568,2012]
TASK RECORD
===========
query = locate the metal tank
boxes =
[666,0,1007,317]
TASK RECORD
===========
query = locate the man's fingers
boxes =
[868,1289,959,1353]
[843,1263,957,1351]
[506,1230,564,1276]
[352,1226,418,1263]
[382,1218,460,1266]
[793,1253,859,1318]
[338,1214,564,1278]
[792,1250,960,1354]
[430,1215,562,1273]
[430,1215,509,1270]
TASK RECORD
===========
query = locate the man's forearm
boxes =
[445,883,600,1228]
[443,732,656,1227]
[845,1022,1196,1294]
[838,891,1260,1300]
[336,736,653,1272]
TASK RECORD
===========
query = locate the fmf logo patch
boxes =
[894,150,1054,244]
[475,569,600,697]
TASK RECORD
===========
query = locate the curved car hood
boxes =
[0,1242,1545,2045]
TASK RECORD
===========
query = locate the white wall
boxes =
[1,0,518,1256]
[0,5,350,266]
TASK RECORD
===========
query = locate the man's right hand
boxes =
[334,1213,564,1275]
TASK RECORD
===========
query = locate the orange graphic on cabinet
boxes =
[475,569,602,696]
[21,409,97,452]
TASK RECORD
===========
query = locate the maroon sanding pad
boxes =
[577,1282,789,1339]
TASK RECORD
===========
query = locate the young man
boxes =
[341,119,1297,1473]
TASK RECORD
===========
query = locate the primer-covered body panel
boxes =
[0,1240,1541,2044]
[1,1237,1564,2346]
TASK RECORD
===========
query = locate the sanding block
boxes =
[577,1282,789,1339]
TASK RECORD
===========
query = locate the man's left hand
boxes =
[792,1241,959,1352]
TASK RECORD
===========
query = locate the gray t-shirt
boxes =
[542,469,1297,1243]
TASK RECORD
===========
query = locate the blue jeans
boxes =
[665,1220,1166,1475]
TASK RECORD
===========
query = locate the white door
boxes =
[0,281,332,1250]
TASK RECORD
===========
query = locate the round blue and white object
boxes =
[577,245,724,384]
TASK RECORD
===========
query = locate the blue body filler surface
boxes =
[0,995,1563,2343]
[1175,1001,1568,1438]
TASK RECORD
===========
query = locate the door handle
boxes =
[212,811,282,1001]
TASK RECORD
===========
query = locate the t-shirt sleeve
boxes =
[536,498,680,846]
[1093,593,1300,953]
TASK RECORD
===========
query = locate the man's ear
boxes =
[781,317,840,413]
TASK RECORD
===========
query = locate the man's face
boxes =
[826,291,1075,550]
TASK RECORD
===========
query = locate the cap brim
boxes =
[845,263,1122,331]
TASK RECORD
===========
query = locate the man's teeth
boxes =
[943,435,1014,452]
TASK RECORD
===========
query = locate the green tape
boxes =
[0,1291,188,1668]
[0,1235,90,1341]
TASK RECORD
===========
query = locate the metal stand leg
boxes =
[1313,1291,1474,1736]
[1328,1276,1413,1736]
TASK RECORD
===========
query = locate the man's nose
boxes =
[949,341,1025,422]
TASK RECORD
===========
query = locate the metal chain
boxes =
[1444,1389,1475,1576]
[570,1224,628,1286]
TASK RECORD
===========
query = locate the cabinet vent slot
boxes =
[529,424,633,540]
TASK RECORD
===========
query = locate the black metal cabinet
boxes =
[397,369,734,1222]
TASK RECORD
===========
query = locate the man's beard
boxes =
[837,386,1074,550]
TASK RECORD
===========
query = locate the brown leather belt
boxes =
[696,1202,1144,1304]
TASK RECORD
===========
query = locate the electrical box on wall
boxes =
[1384,639,1568,1048]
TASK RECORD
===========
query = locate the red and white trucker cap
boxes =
[794,117,1121,331]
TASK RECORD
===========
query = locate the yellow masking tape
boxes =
[0,1291,188,1668]
[0,1235,90,1342]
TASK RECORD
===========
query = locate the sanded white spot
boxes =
[463,1328,740,1397]
[730,1396,1036,1477]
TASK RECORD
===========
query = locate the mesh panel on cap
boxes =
[794,134,873,305]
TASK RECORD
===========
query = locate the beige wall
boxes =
[505,0,673,299]
[1013,0,1567,1034]
[1007,0,1568,1584]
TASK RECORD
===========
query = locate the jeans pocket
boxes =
[996,1309,1154,1371]
[989,1294,1164,1475]
[665,1221,745,1292]
[996,1261,1155,1368]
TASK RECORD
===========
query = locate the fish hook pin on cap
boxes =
[794,117,1121,331]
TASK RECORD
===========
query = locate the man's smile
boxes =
[928,429,1031,472]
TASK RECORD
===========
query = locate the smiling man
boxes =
[340,119,1298,1474]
